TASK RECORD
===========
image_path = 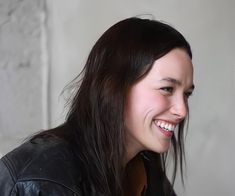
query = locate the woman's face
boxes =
[124,48,194,160]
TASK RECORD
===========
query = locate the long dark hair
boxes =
[42,17,192,195]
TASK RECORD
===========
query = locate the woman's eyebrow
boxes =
[160,77,182,85]
[160,77,195,90]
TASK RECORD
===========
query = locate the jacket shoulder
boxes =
[0,137,83,195]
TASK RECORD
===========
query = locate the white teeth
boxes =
[165,124,169,130]
[168,124,172,131]
[157,121,161,126]
[156,121,175,132]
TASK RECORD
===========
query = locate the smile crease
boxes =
[155,120,176,132]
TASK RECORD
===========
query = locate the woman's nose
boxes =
[170,96,188,120]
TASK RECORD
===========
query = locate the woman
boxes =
[0,17,194,195]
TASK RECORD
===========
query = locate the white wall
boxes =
[0,0,47,155]
[48,0,235,195]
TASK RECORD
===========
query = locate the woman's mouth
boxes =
[154,120,176,137]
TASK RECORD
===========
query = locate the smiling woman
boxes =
[0,17,194,196]
[125,48,194,158]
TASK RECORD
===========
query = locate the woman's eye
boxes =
[160,87,173,94]
[184,91,193,98]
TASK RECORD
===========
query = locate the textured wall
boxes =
[0,0,47,156]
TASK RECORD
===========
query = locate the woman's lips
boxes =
[154,119,176,138]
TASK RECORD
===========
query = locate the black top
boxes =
[0,136,176,196]
[0,137,83,195]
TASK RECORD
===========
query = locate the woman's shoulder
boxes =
[0,136,83,195]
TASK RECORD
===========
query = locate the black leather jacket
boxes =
[0,137,83,195]
[0,137,176,196]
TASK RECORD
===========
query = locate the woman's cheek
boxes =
[150,93,170,112]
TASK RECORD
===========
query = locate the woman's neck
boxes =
[123,154,147,196]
